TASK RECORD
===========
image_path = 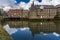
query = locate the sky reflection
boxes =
[3,24,30,35]
[3,24,60,40]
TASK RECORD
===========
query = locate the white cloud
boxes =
[0,0,16,7]
[0,0,16,11]
[0,0,60,10]
[18,0,34,10]
[34,0,60,6]
[20,27,29,31]
[3,24,30,35]
[53,32,59,37]
[51,0,60,6]
[3,24,18,35]
[43,33,48,35]
[3,6,12,12]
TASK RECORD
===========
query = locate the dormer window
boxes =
[40,5,44,12]
[40,5,44,9]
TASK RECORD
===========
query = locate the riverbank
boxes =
[0,24,13,40]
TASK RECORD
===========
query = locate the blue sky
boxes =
[16,0,30,4]
[16,0,42,4]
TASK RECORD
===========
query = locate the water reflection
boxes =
[34,33,60,40]
[29,21,57,35]
[3,24,32,40]
[3,24,18,35]
[3,24,30,35]
[3,20,60,40]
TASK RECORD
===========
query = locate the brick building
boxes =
[6,2,59,19]
[7,9,22,18]
[7,9,29,18]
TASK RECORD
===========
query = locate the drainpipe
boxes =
[49,8,50,19]
[36,8,38,19]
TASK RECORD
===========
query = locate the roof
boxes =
[35,5,57,9]
[56,4,60,8]
[8,9,22,11]
[30,5,57,11]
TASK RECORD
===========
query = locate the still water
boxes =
[3,20,60,40]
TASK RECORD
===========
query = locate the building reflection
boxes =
[54,20,60,33]
[29,21,56,35]
[3,20,60,34]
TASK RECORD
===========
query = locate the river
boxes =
[2,20,60,40]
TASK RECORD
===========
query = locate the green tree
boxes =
[0,10,2,16]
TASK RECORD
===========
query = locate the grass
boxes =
[0,24,13,40]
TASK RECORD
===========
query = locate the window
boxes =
[20,16,21,17]
[14,13,16,15]
[18,15,20,16]
[8,15,10,17]
[41,16,42,18]
[12,15,13,16]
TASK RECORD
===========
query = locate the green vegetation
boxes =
[0,10,2,16]
[0,24,13,40]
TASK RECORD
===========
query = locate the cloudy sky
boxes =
[0,0,60,10]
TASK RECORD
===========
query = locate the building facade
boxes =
[6,3,60,19]
[29,3,57,19]
[56,5,60,18]
[7,9,22,18]
[22,10,29,18]
[7,9,29,18]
